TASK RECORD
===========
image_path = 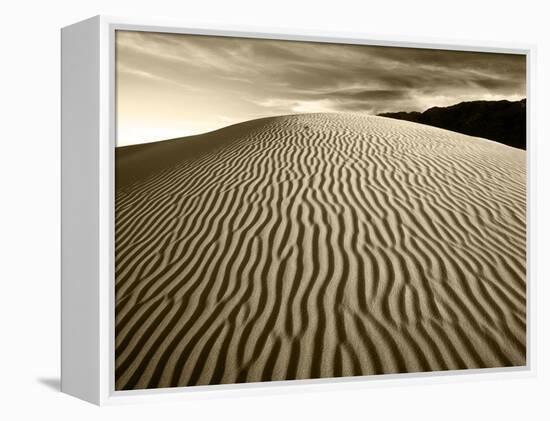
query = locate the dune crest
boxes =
[115,113,526,390]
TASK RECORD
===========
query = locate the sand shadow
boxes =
[37,377,60,392]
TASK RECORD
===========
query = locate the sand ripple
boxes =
[115,113,526,390]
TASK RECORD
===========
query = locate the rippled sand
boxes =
[115,113,526,390]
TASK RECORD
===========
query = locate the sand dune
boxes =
[115,113,526,391]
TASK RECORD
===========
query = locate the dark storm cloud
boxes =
[325,89,410,101]
[116,30,526,145]
[474,77,521,90]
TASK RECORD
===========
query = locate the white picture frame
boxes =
[61,15,535,405]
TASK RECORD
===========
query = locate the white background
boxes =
[1,0,548,419]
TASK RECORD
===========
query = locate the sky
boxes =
[116,30,526,146]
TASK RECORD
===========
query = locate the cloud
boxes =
[325,88,410,101]
[255,98,341,114]
[116,30,526,145]
[117,63,199,91]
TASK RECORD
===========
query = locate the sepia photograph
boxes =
[114,30,526,391]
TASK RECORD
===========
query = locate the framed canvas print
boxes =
[61,15,532,405]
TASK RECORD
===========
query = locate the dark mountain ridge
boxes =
[379,99,526,149]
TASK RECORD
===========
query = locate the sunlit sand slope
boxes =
[115,113,526,390]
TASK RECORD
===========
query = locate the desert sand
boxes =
[115,113,526,390]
